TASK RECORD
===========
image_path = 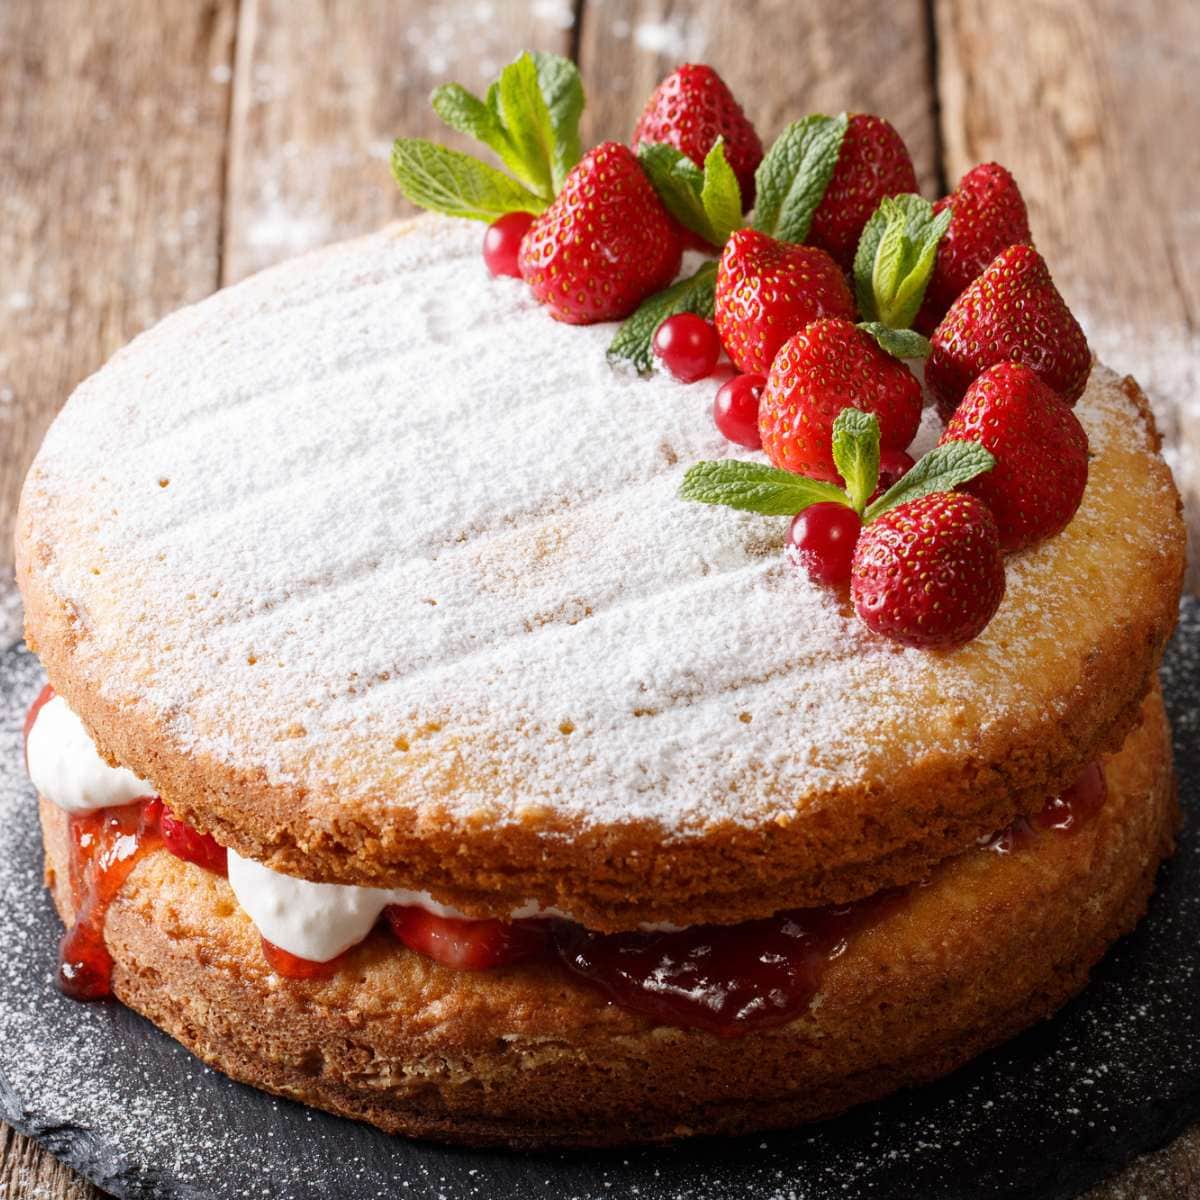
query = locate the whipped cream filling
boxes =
[26,695,154,813]
[28,693,676,963]
[226,848,474,961]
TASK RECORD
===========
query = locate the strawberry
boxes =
[914,163,1032,334]
[757,318,922,483]
[385,906,547,971]
[939,362,1088,552]
[808,113,919,271]
[926,244,1091,420]
[518,141,682,325]
[632,63,764,209]
[714,229,854,375]
[851,491,1005,649]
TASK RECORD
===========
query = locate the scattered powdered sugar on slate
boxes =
[19,217,1181,839]
[2,600,1199,1200]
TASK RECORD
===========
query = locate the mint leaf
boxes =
[637,141,741,246]
[831,409,881,514]
[857,322,932,360]
[699,139,742,244]
[607,262,718,374]
[752,114,848,244]
[638,143,712,241]
[531,51,584,192]
[493,52,556,199]
[853,194,951,328]
[391,139,546,221]
[864,441,995,522]
[680,460,851,516]
[431,84,504,149]
[428,52,584,202]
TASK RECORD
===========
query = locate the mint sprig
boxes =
[751,114,848,244]
[830,409,880,513]
[529,50,584,192]
[638,139,742,247]
[853,194,951,329]
[679,460,849,515]
[394,51,583,221]
[865,440,996,522]
[680,408,995,525]
[607,262,718,374]
[390,140,547,221]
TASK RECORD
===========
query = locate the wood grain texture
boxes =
[2,0,1199,1195]
[221,0,576,282]
[0,0,237,583]
[935,0,1200,588]
[577,0,940,191]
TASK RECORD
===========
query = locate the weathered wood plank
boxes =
[935,0,1200,591]
[221,0,578,283]
[0,1121,97,1200]
[0,0,238,582]
[577,0,940,194]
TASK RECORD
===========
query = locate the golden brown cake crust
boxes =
[16,218,1186,931]
[39,690,1176,1147]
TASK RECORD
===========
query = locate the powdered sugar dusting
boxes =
[20,218,1181,839]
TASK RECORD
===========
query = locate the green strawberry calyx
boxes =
[391,51,584,221]
[679,408,994,521]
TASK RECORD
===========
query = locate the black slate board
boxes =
[1,600,1198,1200]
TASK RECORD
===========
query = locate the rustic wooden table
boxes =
[1,1,1197,1196]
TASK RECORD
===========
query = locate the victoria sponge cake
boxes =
[13,53,1187,1147]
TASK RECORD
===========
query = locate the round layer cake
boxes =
[15,217,1185,931]
[14,211,1189,1148]
[36,690,1175,1146]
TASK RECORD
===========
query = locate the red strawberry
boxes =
[926,244,1091,419]
[914,163,1032,334]
[632,63,764,209]
[519,142,682,325]
[939,362,1089,552]
[714,229,854,375]
[385,906,547,971]
[757,318,922,483]
[851,492,1005,649]
[808,113,919,271]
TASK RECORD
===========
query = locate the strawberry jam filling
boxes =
[985,761,1107,854]
[58,798,163,1000]
[27,689,1109,1029]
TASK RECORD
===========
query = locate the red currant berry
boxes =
[786,503,863,586]
[652,313,721,382]
[482,211,535,279]
[713,373,766,448]
[869,448,916,503]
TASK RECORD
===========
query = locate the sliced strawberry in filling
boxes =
[260,937,349,980]
[160,805,228,875]
[385,905,548,971]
